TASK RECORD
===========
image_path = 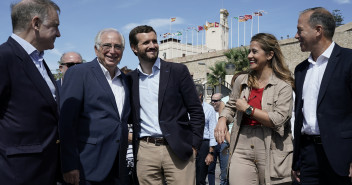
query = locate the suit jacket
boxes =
[59,58,130,182]
[293,44,352,176]
[127,59,205,163]
[0,37,60,184]
[56,78,62,93]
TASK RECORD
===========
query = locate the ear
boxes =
[31,16,40,30]
[315,25,323,37]
[267,51,274,61]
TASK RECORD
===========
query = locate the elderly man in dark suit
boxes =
[127,25,205,185]
[0,0,61,184]
[292,7,352,185]
[59,28,130,185]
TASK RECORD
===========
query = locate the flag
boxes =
[209,22,214,27]
[234,17,238,20]
[215,22,219,27]
[198,26,204,31]
[239,16,246,22]
[204,25,208,30]
[171,17,176,22]
[254,12,263,16]
[176,31,182,36]
[244,15,252,20]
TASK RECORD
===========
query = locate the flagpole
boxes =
[192,28,194,54]
[244,21,246,46]
[251,14,253,38]
[231,17,233,48]
[170,18,173,59]
[197,30,199,53]
[202,30,204,53]
[238,18,239,47]
[258,12,260,33]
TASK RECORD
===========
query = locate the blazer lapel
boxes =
[317,44,341,108]
[120,73,130,121]
[295,60,310,102]
[158,60,170,114]
[131,70,141,120]
[9,37,58,115]
[91,59,120,119]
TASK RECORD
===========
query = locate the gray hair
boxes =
[195,84,204,97]
[94,28,125,50]
[11,0,60,33]
[301,7,336,39]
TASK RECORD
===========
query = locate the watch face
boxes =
[246,106,252,116]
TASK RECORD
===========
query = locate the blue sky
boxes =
[0,0,351,73]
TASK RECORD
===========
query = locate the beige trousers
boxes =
[229,126,266,185]
[136,140,196,185]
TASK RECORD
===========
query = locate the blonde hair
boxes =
[248,33,294,89]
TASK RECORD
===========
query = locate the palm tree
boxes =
[224,47,250,73]
[207,61,226,89]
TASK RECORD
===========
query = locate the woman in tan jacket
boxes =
[215,33,294,185]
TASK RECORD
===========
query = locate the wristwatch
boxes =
[208,152,214,156]
[245,105,254,116]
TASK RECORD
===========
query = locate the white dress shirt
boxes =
[98,61,125,119]
[301,42,335,135]
[11,33,56,100]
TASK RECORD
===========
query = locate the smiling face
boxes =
[94,31,124,72]
[295,11,317,52]
[247,41,273,72]
[131,32,159,63]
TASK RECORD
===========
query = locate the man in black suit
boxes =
[0,0,61,184]
[292,7,352,184]
[56,51,83,91]
[127,25,205,185]
[59,28,130,185]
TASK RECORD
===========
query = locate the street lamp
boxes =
[225,63,236,75]
[206,86,213,96]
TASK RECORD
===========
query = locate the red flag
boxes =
[171,17,176,22]
[244,15,252,20]
[198,26,204,31]
[215,22,219,27]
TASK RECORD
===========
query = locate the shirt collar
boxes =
[308,42,335,65]
[11,33,44,58]
[137,57,161,76]
[97,59,121,79]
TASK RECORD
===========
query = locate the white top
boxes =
[301,42,335,135]
[98,61,125,119]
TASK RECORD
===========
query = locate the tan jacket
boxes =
[220,74,293,185]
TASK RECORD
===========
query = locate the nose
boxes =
[247,51,253,59]
[294,32,299,39]
[56,28,61,37]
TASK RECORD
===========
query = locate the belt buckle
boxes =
[155,138,162,146]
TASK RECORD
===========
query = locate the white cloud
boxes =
[334,0,350,4]
[122,17,184,33]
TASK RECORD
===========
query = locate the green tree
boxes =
[207,47,249,89]
[207,61,226,89]
[332,9,344,27]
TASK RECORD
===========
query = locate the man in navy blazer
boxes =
[56,52,83,92]
[127,25,205,185]
[292,7,352,184]
[59,28,130,185]
[0,0,61,184]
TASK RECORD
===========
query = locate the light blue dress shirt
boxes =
[202,102,217,147]
[11,33,56,100]
[138,58,162,137]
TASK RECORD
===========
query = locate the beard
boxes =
[139,48,159,63]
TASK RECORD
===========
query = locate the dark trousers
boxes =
[208,142,229,185]
[299,137,351,185]
[196,140,210,185]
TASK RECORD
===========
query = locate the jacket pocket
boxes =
[341,130,352,139]
[6,144,43,156]
[270,149,293,178]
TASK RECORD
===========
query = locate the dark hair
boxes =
[301,7,336,39]
[129,25,156,47]
[249,33,294,88]
[11,0,60,33]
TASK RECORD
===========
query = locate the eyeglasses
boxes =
[100,43,124,51]
[211,99,221,103]
[60,62,81,68]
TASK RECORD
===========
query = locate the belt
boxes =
[140,136,168,146]
[301,135,322,144]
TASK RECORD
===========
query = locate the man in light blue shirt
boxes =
[194,84,217,185]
